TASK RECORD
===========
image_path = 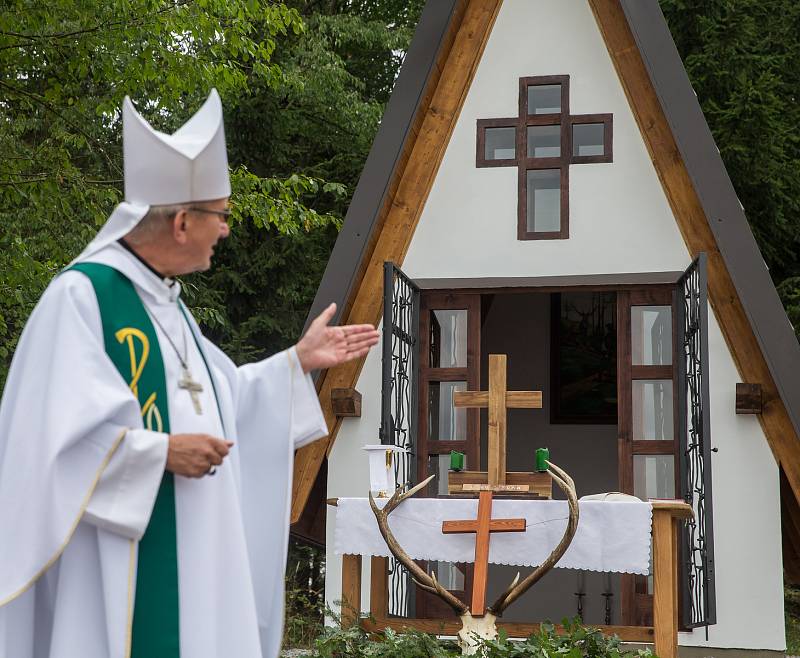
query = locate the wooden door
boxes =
[617,287,680,626]
[415,291,481,618]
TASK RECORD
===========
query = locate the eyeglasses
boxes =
[186,206,232,220]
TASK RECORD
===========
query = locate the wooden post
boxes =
[488,355,507,485]
[341,554,362,628]
[651,501,693,658]
[370,556,389,620]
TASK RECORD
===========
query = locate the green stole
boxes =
[69,262,179,658]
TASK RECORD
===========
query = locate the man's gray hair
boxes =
[124,204,186,246]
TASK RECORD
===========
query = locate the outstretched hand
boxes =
[295,303,380,373]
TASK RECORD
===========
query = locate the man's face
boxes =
[182,198,231,272]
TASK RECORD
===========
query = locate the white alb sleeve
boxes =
[83,429,169,540]
[287,346,328,449]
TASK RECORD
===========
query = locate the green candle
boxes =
[536,447,550,472]
[450,450,465,472]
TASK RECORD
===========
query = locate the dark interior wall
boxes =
[479,292,621,625]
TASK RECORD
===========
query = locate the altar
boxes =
[330,355,693,657]
[334,499,691,658]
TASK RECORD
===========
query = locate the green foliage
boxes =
[0,0,341,387]
[659,0,800,335]
[284,542,326,648]
[310,618,655,658]
[786,584,800,654]
[184,0,425,361]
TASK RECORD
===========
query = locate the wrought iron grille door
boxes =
[676,253,717,628]
[380,262,420,617]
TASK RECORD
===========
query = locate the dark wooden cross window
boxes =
[476,75,613,240]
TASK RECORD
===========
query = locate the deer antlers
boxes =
[488,461,579,616]
[368,461,579,619]
[369,475,470,616]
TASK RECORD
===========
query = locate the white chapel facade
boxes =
[292,1,800,655]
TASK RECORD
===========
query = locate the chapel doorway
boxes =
[416,290,621,624]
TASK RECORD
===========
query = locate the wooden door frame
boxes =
[617,287,681,626]
[416,291,482,618]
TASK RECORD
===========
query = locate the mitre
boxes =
[123,88,230,205]
[73,89,231,263]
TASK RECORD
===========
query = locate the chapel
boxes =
[288,1,800,655]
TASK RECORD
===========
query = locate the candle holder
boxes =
[535,447,550,472]
[363,444,406,498]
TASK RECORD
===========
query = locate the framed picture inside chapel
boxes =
[550,291,617,424]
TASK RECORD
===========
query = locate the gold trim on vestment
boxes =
[0,428,128,607]
[124,538,136,658]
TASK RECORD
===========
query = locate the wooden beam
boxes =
[290,0,504,523]
[341,554,362,628]
[588,0,800,524]
[360,617,654,643]
[454,390,543,408]
[331,388,362,417]
[735,383,763,415]
[447,470,552,497]
[442,518,526,533]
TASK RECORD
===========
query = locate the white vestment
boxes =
[0,242,327,658]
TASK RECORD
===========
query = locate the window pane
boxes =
[526,169,561,233]
[528,84,561,114]
[572,123,605,157]
[633,455,675,500]
[431,561,465,591]
[429,381,467,441]
[632,380,674,440]
[632,306,672,366]
[484,127,516,160]
[427,453,462,496]
[527,125,561,158]
[430,310,468,368]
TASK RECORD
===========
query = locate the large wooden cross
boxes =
[442,490,526,615]
[452,353,543,489]
[440,354,545,615]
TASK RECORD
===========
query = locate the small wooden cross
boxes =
[179,367,204,415]
[442,490,526,615]
[453,354,542,487]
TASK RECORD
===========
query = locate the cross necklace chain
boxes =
[147,306,204,415]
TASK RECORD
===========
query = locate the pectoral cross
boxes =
[179,367,204,415]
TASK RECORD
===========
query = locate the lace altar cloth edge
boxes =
[333,498,653,575]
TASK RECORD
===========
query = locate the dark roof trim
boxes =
[414,271,684,290]
[304,0,461,332]
[621,0,800,437]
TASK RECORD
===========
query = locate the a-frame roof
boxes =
[291,0,800,561]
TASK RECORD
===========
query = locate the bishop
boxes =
[0,90,380,658]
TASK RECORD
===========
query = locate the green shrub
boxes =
[311,617,655,658]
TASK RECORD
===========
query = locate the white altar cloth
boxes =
[334,498,652,575]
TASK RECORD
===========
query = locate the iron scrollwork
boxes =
[380,262,420,617]
[677,253,717,628]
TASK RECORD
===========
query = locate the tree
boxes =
[186,0,426,359]
[660,0,800,331]
[0,0,343,385]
